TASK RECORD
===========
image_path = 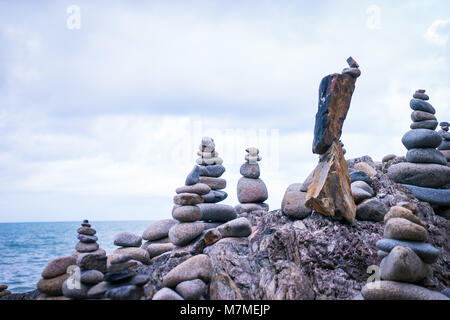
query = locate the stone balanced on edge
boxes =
[304,57,361,224]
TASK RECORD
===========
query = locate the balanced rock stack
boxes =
[361,203,448,300]
[304,57,360,224]
[37,255,75,299]
[236,147,269,214]
[0,285,11,298]
[141,219,178,259]
[387,90,450,207]
[62,220,107,300]
[153,254,212,300]
[168,168,207,247]
[195,137,237,224]
[438,121,450,166]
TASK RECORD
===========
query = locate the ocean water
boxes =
[0,220,152,293]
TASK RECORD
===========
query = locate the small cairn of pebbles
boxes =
[0,285,11,298]
[152,254,212,300]
[438,121,450,166]
[235,147,269,214]
[361,203,449,300]
[61,220,107,300]
[168,165,208,247]
[195,137,237,224]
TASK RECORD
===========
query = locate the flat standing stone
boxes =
[312,73,356,154]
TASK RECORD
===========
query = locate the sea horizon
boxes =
[0,220,155,293]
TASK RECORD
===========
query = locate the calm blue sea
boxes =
[0,221,152,293]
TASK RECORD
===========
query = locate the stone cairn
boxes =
[57,220,107,299]
[235,147,269,214]
[361,203,448,300]
[141,219,177,260]
[438,121,450,167]
[387,90,450,209]
[168,166,208,247]
[195,137,237,225]
[0,285,11,298]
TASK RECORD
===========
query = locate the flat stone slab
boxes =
[402,184,450,206]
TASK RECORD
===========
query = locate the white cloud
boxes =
[424,19,449,46]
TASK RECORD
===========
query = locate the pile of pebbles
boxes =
[235,147,269,214]
[361,203,448,300]
[62,220,107,299]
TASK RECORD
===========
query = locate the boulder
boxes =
[162,254,212,287]
[281,183,312,219]
[42,256,77,279]
[168,221,204,246]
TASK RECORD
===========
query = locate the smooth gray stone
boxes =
[402,184,450,206]
[172,205,202,222]
[142,219,178,241]
[410,98,435,114]
[152,287,184,300]
[175,279,207,300]
[380,246,431,283]
[438,140,450,150]
[80,270,104,284]
[77,227,96,236]
[402,129,442,150]
[198,203,237,222]
[87,281,113,298]
[202,222,223,230]
[202,190,228,203]
[168,222,204,246]
[413,92,429,100]
[411,110,436,122]
[361,280,448,300]
[130,274,150,286]
[410,120,438,130]
[376,238,440,264]
[75,242,99,253]
[104,270,135,284]
[349,170,372,184]
[217,217,252,238]
[198,164,225,177]
[77,234,98,243]
[240,163,260,179]
[237,177,268,203]
[146,243,176,258]
[387,162,450,188]
[105,285,142,300]
[356,198,387,222]
[114,232,142,248]
[185,165,200,186]
[176,183,210,195]
[406,148,447,165]
[62,279,89,299]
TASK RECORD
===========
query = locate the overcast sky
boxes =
[0,0,449,222]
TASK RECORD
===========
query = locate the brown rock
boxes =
[37,273,70,296]
[199,177,226,190]
[384,217,428,242]
[354,162,377,177]
[384,206,425,227]
[42,256,77,279]
[306,141,356,224]
[173,193,203,206]
[162,254,212,287]
[281,183,312,219]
